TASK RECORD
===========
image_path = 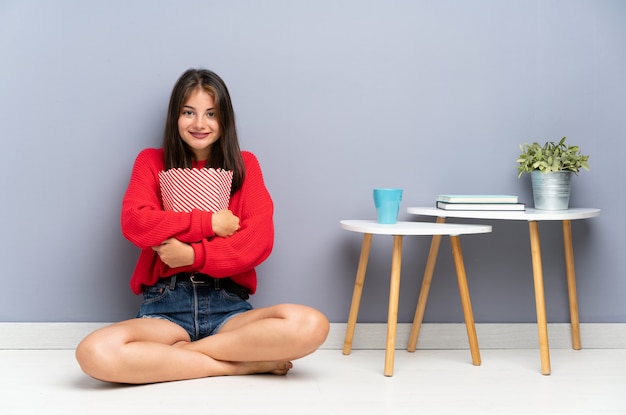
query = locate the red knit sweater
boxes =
[121,148,274,295]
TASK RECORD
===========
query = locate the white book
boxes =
[436,194,519,204]
[436,201,526,211]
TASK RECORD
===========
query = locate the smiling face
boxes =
[177,88,221,161]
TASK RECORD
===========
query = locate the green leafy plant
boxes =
[517,137,590,178]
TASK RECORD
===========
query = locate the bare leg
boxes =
[178,303,330,362]
[75,318,295,384]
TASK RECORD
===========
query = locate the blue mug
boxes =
[373,188,403,224]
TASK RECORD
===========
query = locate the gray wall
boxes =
[1,0,624,324]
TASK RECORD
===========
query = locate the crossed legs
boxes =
[76,303,329,384]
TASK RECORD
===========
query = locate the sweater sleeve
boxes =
[120,148,215,249]
[190,152,274,277]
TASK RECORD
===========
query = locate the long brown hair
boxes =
[162,69,245,194]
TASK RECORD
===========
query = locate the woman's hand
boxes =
[152,238,194,268]
[212,209,241,237]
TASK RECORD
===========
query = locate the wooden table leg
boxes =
[343,233,373,355]
[528,221,551,375]
[450,235,481,366]
[384,235,403,376]
[408,216,446,352]
[562,220,581,350]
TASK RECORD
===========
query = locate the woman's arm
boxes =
[120,149,215,248]
[189,152,274,277]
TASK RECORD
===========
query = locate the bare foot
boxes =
[233,360,293,376]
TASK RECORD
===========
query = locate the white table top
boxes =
[407,207,600,221]
[340,220,492,236]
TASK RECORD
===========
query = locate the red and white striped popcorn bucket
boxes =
[159,168,233,212]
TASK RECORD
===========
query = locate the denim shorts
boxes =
[136,276,253,341]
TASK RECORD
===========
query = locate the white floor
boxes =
[1,348,625,415]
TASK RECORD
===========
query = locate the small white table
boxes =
[340,220,492,376]
[406,207,600,375]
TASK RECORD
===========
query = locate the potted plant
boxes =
[517,137,590,210]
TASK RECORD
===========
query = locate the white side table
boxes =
[406,207,600,375]
[340,220,492,376]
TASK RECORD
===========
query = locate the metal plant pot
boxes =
[531,170,572,210]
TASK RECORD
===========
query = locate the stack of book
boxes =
[436,194,526,211]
